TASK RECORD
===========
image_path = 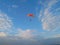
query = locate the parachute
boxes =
[27,14,34,17]
[27,14,34,21]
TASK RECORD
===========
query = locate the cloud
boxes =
[0,28,42,45]
[50,34,60,38]
[0,32,7,37]
[16,29,36,40]
[12,5,18,8]
[39,0,60,31]
[0,11,13,31]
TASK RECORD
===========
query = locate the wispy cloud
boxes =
[50,34,60,38]
[39,0,60,31]
[11,5,18,8]
[0,11,13,31]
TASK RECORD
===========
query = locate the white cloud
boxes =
[0,11,13,30]
[39,0,60,31]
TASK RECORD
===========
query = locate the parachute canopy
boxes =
[27,14,34,17]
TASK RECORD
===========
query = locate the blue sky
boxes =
[0,0,43,32]
[0,0,60,45]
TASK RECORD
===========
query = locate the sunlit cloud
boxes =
[39,0,60,31]
[16,28,36,40]
[0,32,7,37]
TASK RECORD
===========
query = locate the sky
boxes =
[0,0,60,45]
